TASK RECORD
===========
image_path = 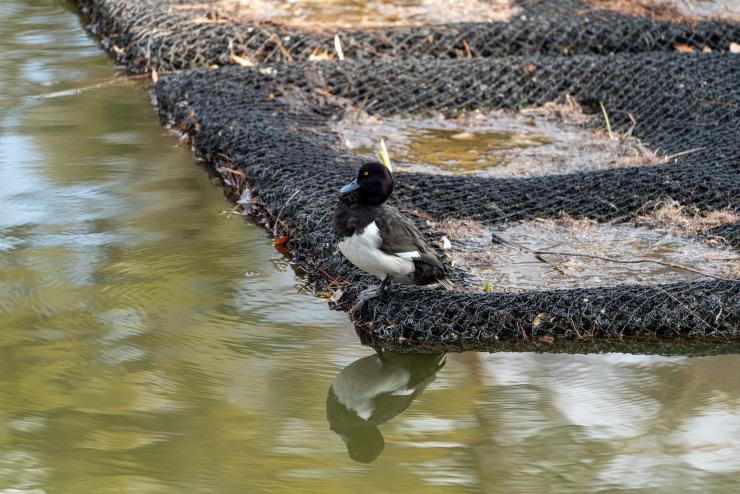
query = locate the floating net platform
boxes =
[75,0,740,354]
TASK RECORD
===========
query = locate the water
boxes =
[337,111,661,178]
[1,1,739,492]
[353,126,552,175]
[434,217,738,291]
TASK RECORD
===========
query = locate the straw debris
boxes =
[637,198,740,237]
[582,0,691,22]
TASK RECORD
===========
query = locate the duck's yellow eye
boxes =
[363,171,369,176]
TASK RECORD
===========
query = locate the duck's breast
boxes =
[338,222,415,279]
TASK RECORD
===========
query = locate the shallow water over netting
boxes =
[435,217,739,291]
[335,105,663,178]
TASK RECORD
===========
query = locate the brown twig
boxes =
[532,249,735,282]
[269,32,294,61]
[491,233,570,276]
[652,285,718,332]
[29,74,149,99]
[272,189,301,236]
[625,112,638,137]
[663,147,706,161]
[29,70,183,99]
[462,39,474,58]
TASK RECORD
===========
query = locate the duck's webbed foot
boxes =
[353,279,389,314]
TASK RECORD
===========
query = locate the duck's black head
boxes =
[327,385,385,463]
[339,162,394,207]
[329,422,385,464]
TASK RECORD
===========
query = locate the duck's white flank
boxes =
[332,358,412,421]
[338,222,417,280]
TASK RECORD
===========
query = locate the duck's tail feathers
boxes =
[438,277,456,291]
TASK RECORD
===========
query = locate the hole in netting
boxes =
[334,100,671,178]
[432,215,739,292]
[208,0,521,29]
[584,0,740,22]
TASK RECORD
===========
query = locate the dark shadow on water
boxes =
[326,350,446,463]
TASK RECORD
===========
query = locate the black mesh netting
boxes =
[76,0,740,354]
[77,0,740,71]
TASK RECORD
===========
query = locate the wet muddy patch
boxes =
[208,0,521,29]
[433,216,739,292]
[584,0,740,22]
[335,101,665,178]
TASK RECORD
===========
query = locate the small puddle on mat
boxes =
[220,0,520,28]
[336,104,664,178]
[433,217,739,292]
[354,127,552,174]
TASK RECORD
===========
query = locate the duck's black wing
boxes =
[374,206,442,267]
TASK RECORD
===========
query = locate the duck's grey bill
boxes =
[340,179,360,194]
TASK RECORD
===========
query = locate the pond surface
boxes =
[1,1,739,493]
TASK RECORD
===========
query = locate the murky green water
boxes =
[338,111,659,178]
[1,1,739,493]
[354,127,552,174]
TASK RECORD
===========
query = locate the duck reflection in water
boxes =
[326,350,447,463]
